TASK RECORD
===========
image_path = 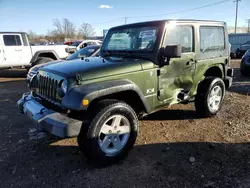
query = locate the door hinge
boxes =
[157,69,167,76]
[158,89,164,96]
[157,69,160,76]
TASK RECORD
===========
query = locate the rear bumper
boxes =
[224,67,234,89]
[17,92,82,138]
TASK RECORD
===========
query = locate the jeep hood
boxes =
[41,56,150,80]
[30,60,63,72]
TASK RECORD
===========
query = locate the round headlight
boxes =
[61,80,68,94]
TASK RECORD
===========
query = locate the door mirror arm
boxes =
[160,56,170,67]
[159,44,182,66]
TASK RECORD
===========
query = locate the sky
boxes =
[0,0,249,36]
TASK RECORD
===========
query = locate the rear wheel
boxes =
[77,99,138,166]
[240,68,247,76]
[32,57,54,67]
[195,77,225,117]
[240,61,248,76]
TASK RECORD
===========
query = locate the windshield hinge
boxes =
[75,73,82,85]
[157,69,161,76]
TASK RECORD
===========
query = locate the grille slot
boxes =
[37,75,59,102]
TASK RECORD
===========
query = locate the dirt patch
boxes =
[1,63,250,188]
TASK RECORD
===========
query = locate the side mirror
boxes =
[164,44,182,58]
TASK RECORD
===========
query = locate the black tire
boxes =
[77,99,138,166]
[230,52,236,59]
[25,66,31,72]
[195,77,225,118]
[240,61,248,76]
[32,57,54,67]
[240,68,247,76]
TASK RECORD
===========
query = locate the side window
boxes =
[3,35,22,46]
[200,26,225,52]
[165,25,193,53]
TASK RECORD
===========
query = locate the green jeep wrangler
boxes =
[18,19,233,165]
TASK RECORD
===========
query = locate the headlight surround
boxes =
[29,74,38,90]
[61,79,68,94]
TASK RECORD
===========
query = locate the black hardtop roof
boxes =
[110,19,226,29]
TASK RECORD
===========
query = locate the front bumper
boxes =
[17,92,82,138]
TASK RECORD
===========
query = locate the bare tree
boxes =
[52,18,76,40]
[27,30,36,40]
[27,30,46,43]
[26,19,96,44]
[46,29,64,42]
[27,30,39,43]
[78,23,96,39]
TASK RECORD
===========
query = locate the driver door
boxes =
[158,24,196,103]
[2,34,23,66]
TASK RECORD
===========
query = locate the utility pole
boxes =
[124,17,127,24]
[247,19,250,33]
[234,0,241,33]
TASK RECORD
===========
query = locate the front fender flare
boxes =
[61,80,150,113]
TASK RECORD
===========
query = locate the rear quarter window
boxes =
[200,26,225,52]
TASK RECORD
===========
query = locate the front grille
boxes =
[37,75,59,102]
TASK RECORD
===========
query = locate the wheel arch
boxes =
[89,90,148,116]
[204,64,225,79]
[190,63,225,96]
[61,80,150,115]
[30,50,60,64]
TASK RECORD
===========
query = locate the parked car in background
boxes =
[0,32,70,70]
[240,49,250,76]
[236,41,250,58]
[64,41,74,45]
[229,33,250,58]
[26,45,101,83]
[65,39,102,53]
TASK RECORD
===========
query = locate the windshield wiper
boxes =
[121,50,132,57]
[102,50,112,57]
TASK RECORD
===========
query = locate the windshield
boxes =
[71,41,82,46]
[102,26,159,52]
[66,46,99,60]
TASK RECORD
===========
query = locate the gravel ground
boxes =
[1,60,250,188]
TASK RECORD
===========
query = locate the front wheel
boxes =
[195,77,225,117]
[77,99,138,166]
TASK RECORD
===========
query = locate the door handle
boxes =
[15,49,22,51]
